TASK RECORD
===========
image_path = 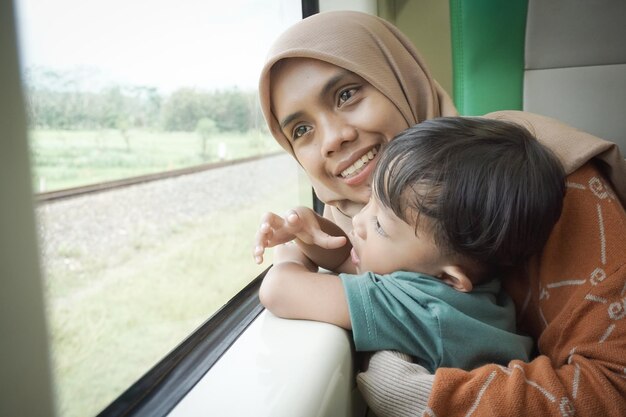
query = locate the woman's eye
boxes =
[293,125,312,140]
[338,88,357,106]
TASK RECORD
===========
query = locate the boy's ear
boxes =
[440,265,473,292]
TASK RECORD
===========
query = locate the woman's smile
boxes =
[338,146,380,186]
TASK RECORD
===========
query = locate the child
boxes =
[254,117,565,372]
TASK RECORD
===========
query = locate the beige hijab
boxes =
[485,110,626,206]
[259,10,626,210]
[258,10,457,156]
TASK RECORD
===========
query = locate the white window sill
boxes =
[168,310,367,417]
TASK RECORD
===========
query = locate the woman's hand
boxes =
[253,206,347,264]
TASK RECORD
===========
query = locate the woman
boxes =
[256,10,626,417]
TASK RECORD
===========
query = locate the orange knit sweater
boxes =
[428,163,626,416]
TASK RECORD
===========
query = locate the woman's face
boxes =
[270,58,409,209]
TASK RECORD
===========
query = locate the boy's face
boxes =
[350,195,448,276]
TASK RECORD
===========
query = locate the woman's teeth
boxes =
[341,148,378,178]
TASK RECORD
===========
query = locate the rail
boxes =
[35,151,283,203]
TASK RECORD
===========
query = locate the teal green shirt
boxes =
[340,271,533,373]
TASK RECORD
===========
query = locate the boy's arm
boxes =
[259,261,351,330]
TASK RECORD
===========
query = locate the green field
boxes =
[32,129,305,417]
[29,128,281,191]
[46,194,296,417]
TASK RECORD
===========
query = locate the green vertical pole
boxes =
[450,0,529,115]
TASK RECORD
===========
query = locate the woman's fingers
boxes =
[253,224,270,264]
[254,221,273,247]
[253,211,299,263]
[254,213,279,263]
[313,231,347,249]
[253,207,346,263]
[254,253,263,264]
[325,234,348,249]
[262,211,289,231]
[287,208,346,248]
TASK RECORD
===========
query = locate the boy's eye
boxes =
[338,88,357,106]
[293,125,312,140]
[372,217,388,237]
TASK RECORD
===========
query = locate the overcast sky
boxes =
[14,0,301,92]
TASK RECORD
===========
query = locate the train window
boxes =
[14,1,304,416]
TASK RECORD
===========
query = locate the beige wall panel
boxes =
[380,0,453,96]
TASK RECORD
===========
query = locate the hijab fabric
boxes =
[485,110,626,206]
[258,10,457,156]
[259,10,626,208]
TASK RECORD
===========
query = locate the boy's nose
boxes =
[352,211,366,240]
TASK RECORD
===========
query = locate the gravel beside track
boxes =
[36,153,298,264]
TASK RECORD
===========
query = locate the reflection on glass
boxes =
[15,1,303,415]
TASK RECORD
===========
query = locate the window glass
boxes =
[15,1,304,416]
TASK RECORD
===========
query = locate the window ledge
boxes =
[168,310,365,417]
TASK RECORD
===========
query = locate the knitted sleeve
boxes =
[426,163,626,416]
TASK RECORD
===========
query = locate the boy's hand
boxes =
[253,207,347,264]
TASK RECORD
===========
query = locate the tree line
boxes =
[23,67,266,134]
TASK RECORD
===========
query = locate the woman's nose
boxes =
[319,117,357,157]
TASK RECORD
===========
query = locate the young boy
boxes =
[254,117,565,372]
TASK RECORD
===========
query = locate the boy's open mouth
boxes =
[350,247,360,266]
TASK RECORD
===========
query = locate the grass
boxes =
[33,128,306,417]
[47,200,295,417]
[28,128,281,191]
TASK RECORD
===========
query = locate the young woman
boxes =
[255,10,626,417]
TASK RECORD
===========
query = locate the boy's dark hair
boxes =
[374,117,566,276]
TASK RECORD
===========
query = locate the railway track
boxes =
[35,152,283,203]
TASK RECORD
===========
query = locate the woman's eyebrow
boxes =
[320,70,352,98]
[279,69,353,130]
[280,111,304,130]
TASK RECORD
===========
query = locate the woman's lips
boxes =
[342,150,380,186]
[340,148,378,178]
